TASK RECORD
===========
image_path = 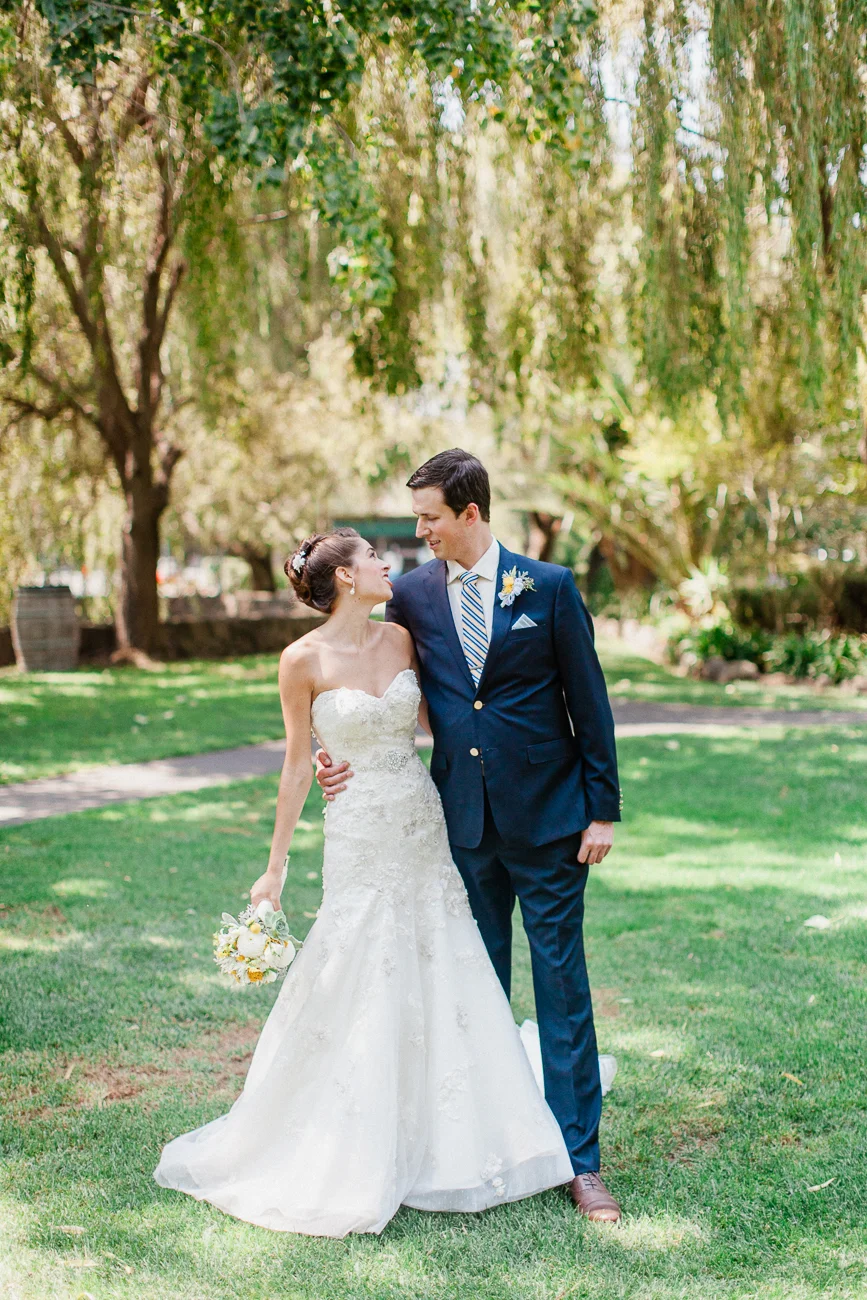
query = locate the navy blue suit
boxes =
[386,545,620,1174]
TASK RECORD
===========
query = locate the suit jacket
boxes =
[385,545,621,849]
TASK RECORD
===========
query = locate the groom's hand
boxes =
[314,748,353,801]
[578,820,613,866]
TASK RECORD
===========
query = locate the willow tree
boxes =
[621,0,867,426]
[0,0,598,652]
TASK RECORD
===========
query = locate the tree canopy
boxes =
[1,0,866,640]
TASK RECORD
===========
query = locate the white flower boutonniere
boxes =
[498,566,536,608]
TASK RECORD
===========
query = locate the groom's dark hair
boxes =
[407,449,491,521]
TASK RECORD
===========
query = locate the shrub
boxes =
[765,630,867,683]
[670,622,772,667]
[730,569,867,634]
[669,621,867,683]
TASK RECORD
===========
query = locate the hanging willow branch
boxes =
[625,0,867,411]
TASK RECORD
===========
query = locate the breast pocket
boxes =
[508,618,548,640]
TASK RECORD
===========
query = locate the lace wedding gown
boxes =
[154,668,574,1237]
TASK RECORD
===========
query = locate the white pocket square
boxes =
[512,613,537,630]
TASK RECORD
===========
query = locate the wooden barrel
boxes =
[11,586,81,671]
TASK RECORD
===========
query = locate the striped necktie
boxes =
[459,571,489,686]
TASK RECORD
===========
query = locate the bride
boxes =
[154,527,574,1237]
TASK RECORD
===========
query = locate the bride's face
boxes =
[343,539,393,604]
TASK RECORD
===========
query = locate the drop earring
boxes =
[350,580,356,596]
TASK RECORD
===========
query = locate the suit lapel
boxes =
[476,546,516,692]
[426,560,476,691]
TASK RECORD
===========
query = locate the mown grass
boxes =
[3,641,864,787]
[0,657,282,784]
[1,728,866,1299]
[599,638,867,714]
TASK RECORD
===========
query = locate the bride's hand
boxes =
[249,868,284,912]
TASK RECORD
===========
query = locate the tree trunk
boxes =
[597,536,658,590]
[242,545,276,592]
[526,512,562,562]
[115,482,164,655]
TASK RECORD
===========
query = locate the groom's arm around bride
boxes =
[317,447,623,1220]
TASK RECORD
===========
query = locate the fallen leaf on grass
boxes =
[50,1225,85,1234]
[650,1049,667,1058]
[803,915,832,930]
[62,1063,75,1080]
[64,1259,100,1268]
[103,1250,134,1273]
[781,1072,804,1085]
[807,1178,836,1192]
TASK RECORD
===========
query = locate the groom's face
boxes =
[411,486,472,562]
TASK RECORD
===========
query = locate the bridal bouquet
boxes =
[213,901,300,988]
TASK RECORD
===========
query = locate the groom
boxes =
[317,449,622,1222]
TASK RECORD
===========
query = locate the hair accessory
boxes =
[291,551,307,575]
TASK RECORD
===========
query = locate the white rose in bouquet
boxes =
[270,941,297,970]
[236,925,268,959]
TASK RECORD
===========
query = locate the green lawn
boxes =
[1,729,866,1299]
[0,656,283,785]
[3,641,865,787]
[598,637,867,714]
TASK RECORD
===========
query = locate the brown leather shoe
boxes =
[569,1171,622,1223]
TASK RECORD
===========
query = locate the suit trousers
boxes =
[449,792,602,1175]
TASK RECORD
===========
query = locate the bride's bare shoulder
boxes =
[278,633,324,692]
[379,621,413,654]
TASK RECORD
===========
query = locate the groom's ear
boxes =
[462,503,481,526]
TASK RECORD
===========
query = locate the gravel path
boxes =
[1,702,863,827]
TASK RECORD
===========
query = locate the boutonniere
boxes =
[498,567,536,608]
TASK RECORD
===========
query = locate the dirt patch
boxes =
[9,1022,261,1121]
[77,1022,261,1106]
[592,987,623,1018]
[664,1116,724,1165]
[0,902,69,928]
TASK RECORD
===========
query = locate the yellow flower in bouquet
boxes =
[213,901,300,989]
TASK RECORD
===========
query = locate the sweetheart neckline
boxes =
[312,667,417,709]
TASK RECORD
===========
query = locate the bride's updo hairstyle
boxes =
[285,528,362,613]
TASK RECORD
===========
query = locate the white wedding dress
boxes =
[154,669,574,1237]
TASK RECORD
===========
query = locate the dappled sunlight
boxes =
[332,1241,436,1290]
[151,802,244,824]
[0,687,38,706]
[2,726,866,1297]
[0,656,286,785]
[0,930,82,953]
[602,1025,691,1061]
[599,639,867,715]
[610,1211,706,1251]
[50,877,114,899]
[0,1196,72,1300]
[600,856,867,896]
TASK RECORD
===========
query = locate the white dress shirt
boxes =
[446,538,500,658]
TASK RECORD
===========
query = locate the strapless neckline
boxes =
[312,667,416,709]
